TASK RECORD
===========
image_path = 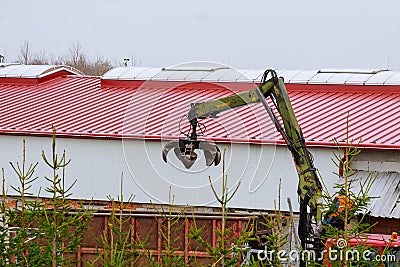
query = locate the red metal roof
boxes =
[0,74,399,149]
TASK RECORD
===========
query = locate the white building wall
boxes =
[0,135,339,212]
[352,149,400,173]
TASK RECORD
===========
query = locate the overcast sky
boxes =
[2,0,400,70]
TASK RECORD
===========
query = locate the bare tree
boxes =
[64,40,113,75]
[67,39,83,67]
[15,39,114,75]
[49,54,65,66]
[89,55,113,76]
[18,40,31,64]
[133,57,143,67]
[65,40,91,74]
[30,50,50,65]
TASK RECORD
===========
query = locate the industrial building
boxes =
[0,62,399,231]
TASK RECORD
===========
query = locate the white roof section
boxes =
[0,64,83,78]
[102,63,400,85]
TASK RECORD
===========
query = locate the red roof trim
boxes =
[0,77,39,85]
[37,70,77,83]
[0,129,397,150]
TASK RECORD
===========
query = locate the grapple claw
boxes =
[174,147,197,169]
[162,139,221,169]
[199,141,221,166]
[162,141,179,163]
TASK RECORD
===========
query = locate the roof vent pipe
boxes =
[0,55,4,63]
[123,58,130,67]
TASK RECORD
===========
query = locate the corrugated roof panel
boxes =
[0,65,20,76]
[364,70,396,85]
[308,72,336,84]
[390,197,400,218]
[161,70,194,81]
[353,171,400,218]
[18,65,54,77]
[183,70,217,81]
[243,69,289,83]
[152,69,177,81]
[101,67,130,79]
[103,67,278,83]
[345,73,375,84]
[102,67,400,86]
[384,72,400,85]
[236,69,264,82]
[0,69,399,149]
[297,93,351,140]
[148,62,232,82]
[275,69,287,77]
[9,65,34,77]
[325,73,355,84]
[0,64,81,78]
[3,65,38,77]
[134,68,163,80]
[289,70,318,83]
[167,62,224,71]
[276,70,303,83]
[319,68,382,74]
[116,67,150,79]
[203,68,246,82]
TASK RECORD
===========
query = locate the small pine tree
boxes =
[140,188,188,267]
[5,140,43,266]
[87,173,138,267]
[37,128,92,266]
[318,119,377,267]
[0,130,92,266]
[188,148,252,267]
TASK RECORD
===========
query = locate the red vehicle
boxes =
[324,233,400,266]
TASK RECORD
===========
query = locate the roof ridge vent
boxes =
[318,69,389,75]
[162,66,230,72]
[162,62,230,72]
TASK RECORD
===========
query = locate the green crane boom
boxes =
[162,69,323,261]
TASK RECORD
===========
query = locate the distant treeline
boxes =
[16,40,114,76]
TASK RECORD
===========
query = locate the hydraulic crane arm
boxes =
[162,69,323,252]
